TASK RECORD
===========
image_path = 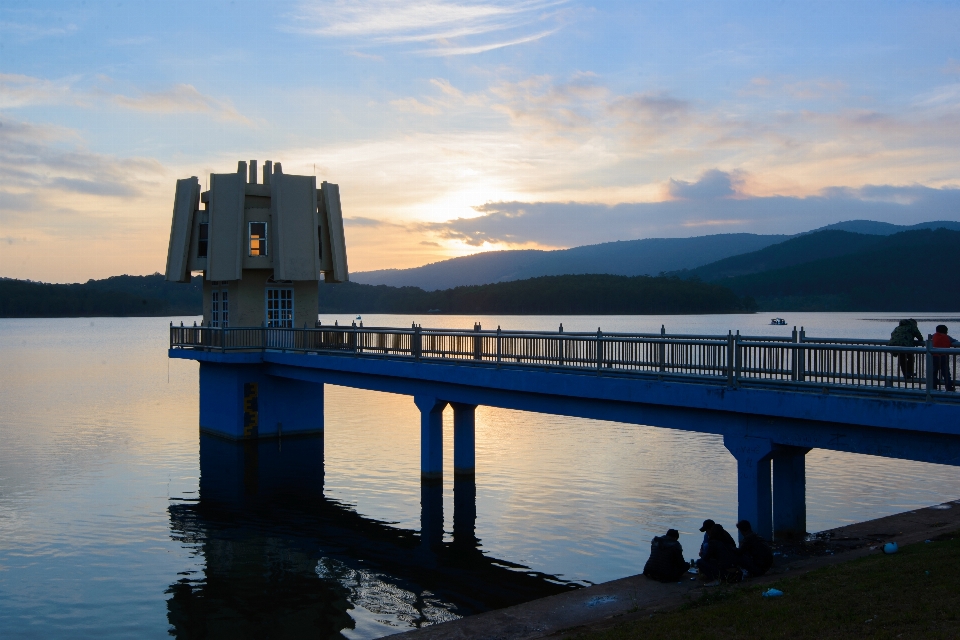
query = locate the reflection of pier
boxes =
[171,324,960,541]
[166,435,577,637]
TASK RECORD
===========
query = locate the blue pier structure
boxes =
[171,323,960,541]
[163,161,959,543]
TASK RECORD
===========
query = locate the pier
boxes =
[170,323,960,541]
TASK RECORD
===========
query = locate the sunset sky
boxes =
[2,0,960,282]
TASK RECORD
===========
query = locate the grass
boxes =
[577,531,960,639]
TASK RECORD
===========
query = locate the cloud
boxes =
[291,0,567,56]
[0,74,247,122]
[0,20,77,41]
[0,115,162,224]
[48,177,140,198]
[109,84,248,122]
[420,177,960,248]
[668,169,744,200]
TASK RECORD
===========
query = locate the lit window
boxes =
[221,290,229,327]
[249,222,267,256]
[211,290,219,327]
[266,288,293,328]
[198,223,209,258]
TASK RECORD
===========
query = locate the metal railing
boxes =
[170,323,960,402]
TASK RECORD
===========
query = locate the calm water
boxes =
[1,313,959,638]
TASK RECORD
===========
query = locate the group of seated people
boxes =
[642,518,774,584]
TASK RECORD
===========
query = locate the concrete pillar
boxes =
[723,434,774,540]
[414,396,447,479]
[453,473,478,550]
[773,445,811,540]
[199,363,323,439]
[198,433,324,507]
[451,402,477,475]
[420,478,444,550]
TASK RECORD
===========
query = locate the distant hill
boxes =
[719,228,960,311]
[679,230,885,281]
[813,220,960,235]
[353,233,788,290]
[318,275,755,315]
[0,274,202,317]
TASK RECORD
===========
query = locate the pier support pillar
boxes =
[451,402,477,475]
[420,478,444,550]
[773,445,811,540]
[724,435,773,540]
[453,473,478,550]
[199,362,323,440]
[415,396,448,480]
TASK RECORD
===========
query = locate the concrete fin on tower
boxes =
[207,172,246,281]
[319,181,350,283]
[272,172,321,281]
[165,177,200,283]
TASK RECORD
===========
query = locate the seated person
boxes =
[642,529,690,582]
[697,523,740,582]
[736,520,774,577]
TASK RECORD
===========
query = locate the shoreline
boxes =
[400,499,960,639]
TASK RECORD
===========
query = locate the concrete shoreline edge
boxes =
[400,499,960,639]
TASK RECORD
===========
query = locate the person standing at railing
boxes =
[932,325,958,392]
[889,319,924,380]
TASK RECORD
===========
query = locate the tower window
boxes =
[210,288,228,327]
[197,223,209,258]
[266,288,293,328]
[249,222,267,256]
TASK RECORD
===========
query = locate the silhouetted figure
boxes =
[735,520,774,577]
[932,325,958,392]
[697,524,740,583]
[642,529,689,583]
[889,319,924,380]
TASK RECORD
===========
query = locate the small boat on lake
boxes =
[770,317,787,325]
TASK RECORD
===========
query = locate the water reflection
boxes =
[166,435,578,638]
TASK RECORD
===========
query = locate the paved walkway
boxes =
[400,500,960,639]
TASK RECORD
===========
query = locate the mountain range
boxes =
[352,220,960,291]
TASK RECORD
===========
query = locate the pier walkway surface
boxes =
[397,498,960,640]
[169,324,960,540]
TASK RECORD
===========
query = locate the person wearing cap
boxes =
[698,519,735,557]
[736,520,773,577]
[642,529,690,583]
[698,523,740,583]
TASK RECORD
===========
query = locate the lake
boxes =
[1,313,959,638]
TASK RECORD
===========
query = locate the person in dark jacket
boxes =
[697,524,740,582]
[643,529,690,582]
[889,319,924,379]
[735,520,774,577]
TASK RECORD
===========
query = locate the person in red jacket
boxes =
[932,325,958,392]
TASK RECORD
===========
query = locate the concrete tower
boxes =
[165,160,349,327]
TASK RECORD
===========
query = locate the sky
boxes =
[2,0,960,282]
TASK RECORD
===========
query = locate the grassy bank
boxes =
[579,530,960,639]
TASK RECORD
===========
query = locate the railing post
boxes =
[473,322,482,360]
[221,326,226,353]
[659,324,666,373]
[926,338,934,400]
[791,326,798,382]
[727,330,734,386]
[496,326,502,366]
[558,323,564,367]
[735,330,742,384]
[414,324,422,360]
[798,327,806,382]
[169,321,173,349]
[596,328,603,373]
